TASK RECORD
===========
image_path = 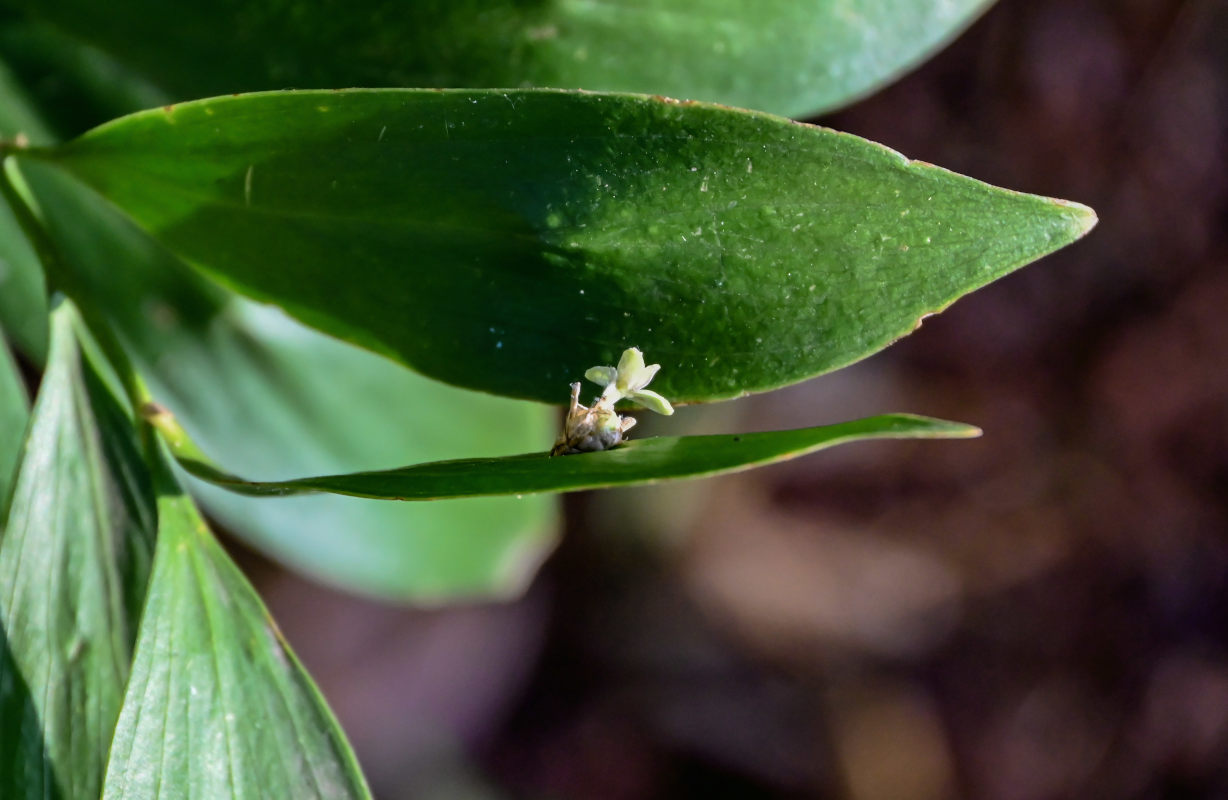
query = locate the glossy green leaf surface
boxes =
[36,89,1096,405]
[0,330,26,512]
[159,413,980,501]
[102,461,371,800]
[19,159,558,601]
[7,0,994,118]
[0,300,156,800]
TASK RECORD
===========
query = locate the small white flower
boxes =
[586,346,674,415]
[552,347,674,455]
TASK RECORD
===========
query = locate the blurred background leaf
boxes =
[35,89,1095,404]
[103,460,371,800]
[0,51,52,145]
[18,160,559,601]
[0,14,167,142]
[0,300,156,800]
[1,0,995,119]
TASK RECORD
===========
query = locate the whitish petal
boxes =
[633,363,661,390]
[627,389,674,415]
[585,366,617,387]
[614,347,646,392]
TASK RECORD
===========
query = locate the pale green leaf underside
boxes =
[8,0,995,118]
[35,89,1096,406]
[0,301,155,800]
[102,471,370,800]
[159,413,981,501]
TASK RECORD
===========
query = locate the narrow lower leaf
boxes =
[102,458,371,800]
[20,159,558,600]
[149,410,980,501]
[0,300,156,800]
[0,330,27,513]
[32,89,1096,405]
[4,0,994,118]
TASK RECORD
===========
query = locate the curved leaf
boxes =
[8,0,994,118]
[102,458,371,800]
[33,89,1096,405]
[18,159,558,602]
[148,410,980,501]
[0,300,156,800]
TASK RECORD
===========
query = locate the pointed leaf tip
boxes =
[1071,201,1099,236]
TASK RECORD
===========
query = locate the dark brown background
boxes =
[241,1,1228,796]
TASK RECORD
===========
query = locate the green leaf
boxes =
[19,159,558,601]
[0,329,26,513]
[151,411,980,501]
[6,0,994,117]
[0,299,156,800]
[102,457,371,800]
[32,89,1096,405]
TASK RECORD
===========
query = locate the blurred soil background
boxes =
[238,0,1228,797]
